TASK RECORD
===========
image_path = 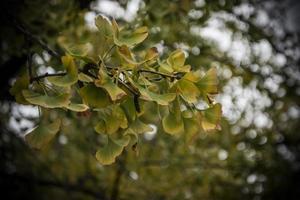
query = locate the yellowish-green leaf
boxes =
[95,68,126,101]
[9,74,30,104]
[196,67,218,94]
[112,20,148,47]
[120,97,137,122]
[48,55,78,87]
[94,119,106,134]
[130,118,153,134]
[79,84,111,108]
[25,119,61,149]
[176,79,200,103]
[183,116,200,143]
[200,103,222,131]
[117,45,138,68]
[22,90,70,108]
[162,112,184,135]
[95,135,130,165]
[78,73,93,82]
[65,103,89,112]
[95,15,113,39]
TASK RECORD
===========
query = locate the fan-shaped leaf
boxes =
[22,90,70,108]
[48,55,78,87]
[25,119,61,149]
[95,135,130,165]
[79,84,111,108]
[196,67,218,94]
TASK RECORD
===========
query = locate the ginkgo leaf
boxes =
[129,118,153,134]
[95,135,130,165]
[183,116,200,143]
[94,105,128,134]
[200,103,222,131]
[117,45,138,68]
[112,19,148,47]
[196,67,218,94]
[120,97,137,122]
[167,49,185,69]
[139,87,176,106]
[182,70,202,83]
[78,72,93,82]
[65,103,89,112]
[162,112,184,135]
[79,84,111,108]
[95,15,113,39]
[144,47,159,62]
[48,55,78,87]
[176,79,200,103]
[22,90,70,108]
[25,119,61,149]
[94,120,106,134]
[10,74,30,104]
[95,68,127,101]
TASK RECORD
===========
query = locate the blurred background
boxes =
[0,0,299,199]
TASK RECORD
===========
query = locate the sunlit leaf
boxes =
[25,119,61,149]
[196,67,218,94]
[22,90,70,108]
[48,55,78,87]
[95,135,130,165]
[176,79,200,103]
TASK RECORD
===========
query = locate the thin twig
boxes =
[30,72,66,82]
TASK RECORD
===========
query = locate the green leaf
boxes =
[117,45,138,68]
[94,119,106,134]
[135,84,176,106]
[94,105,128,134]
[112,19,148,47]
[167,49,185,69]
[176,79,200,103]
[196,67,218,94]
[78,73,93,82]
[79,84,111,108]
[95,135,130,165]
[183,116,200,143]
[120,97,137,122]
[25,119,61,149]
[48,55,78,87]
[162,112,184,135]
[22,90,70,108]
[10,74,30,104]
[95,68,127,101]
[65,103,89,112]
[130,118,153,134]
[95,15,113,39]
[200,103,222,131]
